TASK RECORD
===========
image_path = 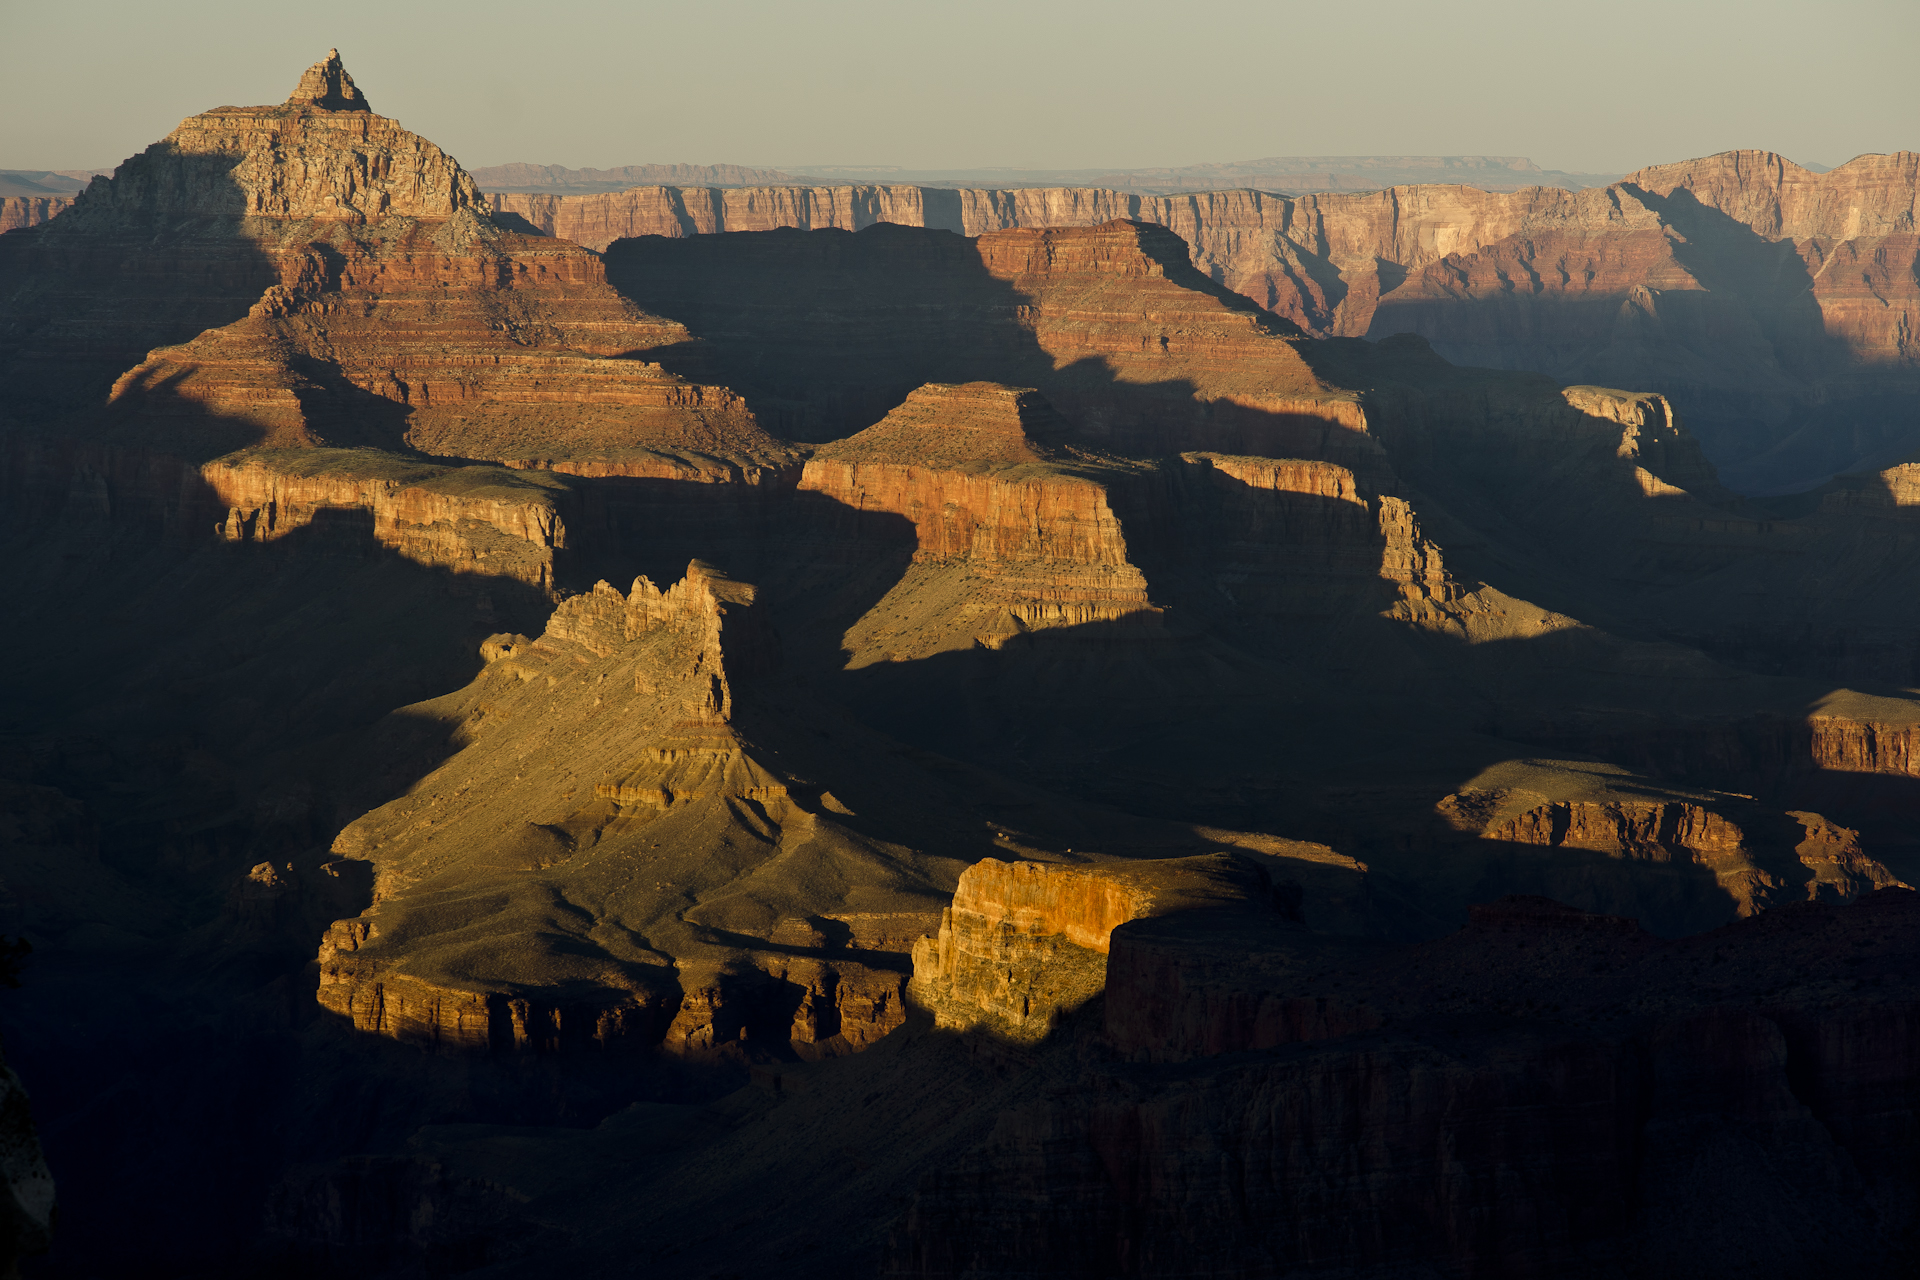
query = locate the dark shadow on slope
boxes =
[0,429,737,1277]
[1356,194,1920,490]
[1622,185,1838,380]
[488,209,548,237]
[286,353,417,451]
[0,146,284,425]
[601,222,1327,456]
[816,440,1920,937]
[556,466,820,598]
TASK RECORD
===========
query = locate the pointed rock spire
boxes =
[287,49,372,112]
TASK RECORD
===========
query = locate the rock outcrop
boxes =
[516,152,1920,487]
[0,197,68,235]
[315,561,954,1060]
[908,853,1289,1041]
[0,50,770,478]
[201,449,577,587]
[799,383,1157,650]
[606,218,1375,464]
[17,49,1920,1280]
[890,881,1920,1278]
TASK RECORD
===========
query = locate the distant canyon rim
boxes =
[0,49,1917,1280]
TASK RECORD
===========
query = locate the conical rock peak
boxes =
[287,48,372,112]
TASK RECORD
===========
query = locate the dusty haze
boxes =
[1,0,1911,175]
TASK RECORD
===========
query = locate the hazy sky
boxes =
[3,0,1913,175]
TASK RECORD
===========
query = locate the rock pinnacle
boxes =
[287,48,372,112]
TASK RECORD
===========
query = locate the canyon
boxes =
[14,141,1909,489]
[491,154,1920,490]
[1,48,1918,1280]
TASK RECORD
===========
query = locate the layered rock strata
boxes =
[606,219,1373,463]
[499,152,1920,344]
[202,449,576,587]
[564,152,1920,486]
[909,853,1314,1042]
[0,197,68,235]
[1436,778,1905,922]
[798,382,1158,651]
[0,50,771,477]
[890,878,1920,1278]
[315,561,958,1059]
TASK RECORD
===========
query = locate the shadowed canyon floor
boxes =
[2,50,1919,1280]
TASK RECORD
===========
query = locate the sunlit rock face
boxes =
[8,45,1920,1280]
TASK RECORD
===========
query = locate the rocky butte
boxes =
[1,50,1918,1280]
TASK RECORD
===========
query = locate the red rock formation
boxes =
[575,153,1920,363]
[890,882,1920,1278]
[796,383,1157,648]
[0,196,69,235]
[1173,451,1456,618]
[1439,787,1905,918]
[909,854,1282,1041]
[489,183,963,247]
[0,50,774,477]
[607,219,1379,464]
[200,449,575,587]
[563,152,1920,486]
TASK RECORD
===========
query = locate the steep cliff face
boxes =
[908,853,1291,1041]
[1171,451,1456,621]
[568,152,1920,487]
[606,218,1377,464]
[0,52,474,417]
[1367,153,1920,487]
[314,561,965,1060]
[0,197,68,235]
[890,881,1920,1279]
[103,211,779,464]
[0,50,769,476]
[797,382,1157,652]
[18,54,1920,1278]
[490,183,965,245]
[201,449,578,586]
[1436,781,1905,922]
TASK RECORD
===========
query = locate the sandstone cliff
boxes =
[0,197,68,235]
[908,854,1287,1041]
[800,382,1158,652]
[888,870,1920,1278]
